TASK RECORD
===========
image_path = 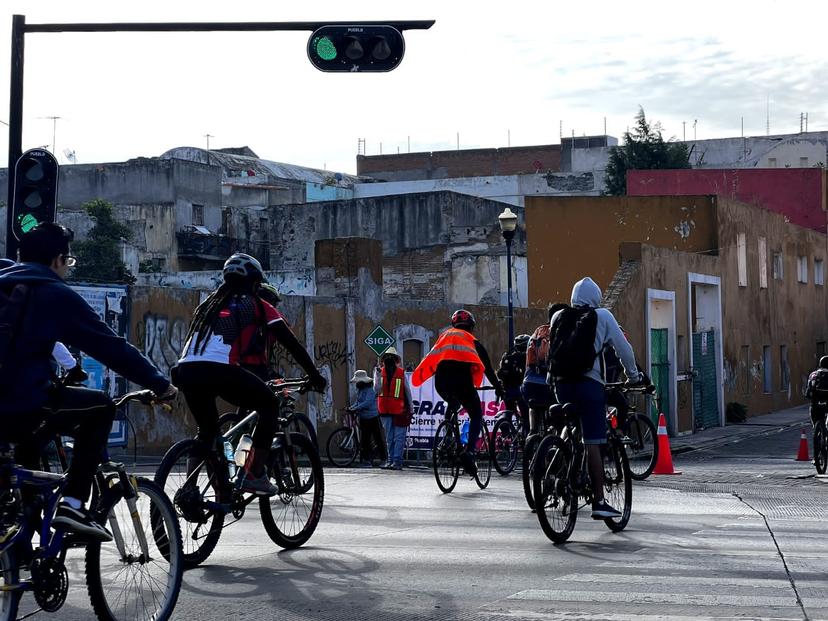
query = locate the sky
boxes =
[1,0,826,174]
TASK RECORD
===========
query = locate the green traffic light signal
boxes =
[314,35,338,61]
[307,25,405,72]
[11,149,58,241]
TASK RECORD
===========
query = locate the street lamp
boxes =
[498,206,518,350]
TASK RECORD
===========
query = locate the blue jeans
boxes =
[554,378,607,445]
[388,425,407,465]
[380,416,393,461]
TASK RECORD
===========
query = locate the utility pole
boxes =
[204,133,213,150]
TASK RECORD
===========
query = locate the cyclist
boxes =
[549,277,647,519]
[0,223,176,541]
[805,356,828,428]
[172,252,326,495]
[412,309,503,476]
[497,334,530,433]
[522,303,566,434]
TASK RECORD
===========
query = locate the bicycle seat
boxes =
[561,403,578,417]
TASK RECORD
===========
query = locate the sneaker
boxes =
[52,503,113,542]
[238,469,279,496]
[459,451,478,477]
[391,463,403,471]
[380,462,393,470]
[591,500,622,519]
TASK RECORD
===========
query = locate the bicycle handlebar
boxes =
[266,377,312,394]
[604,381,656,395]
[113,389,175,408]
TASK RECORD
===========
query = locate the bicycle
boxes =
[522,398,557,511]
[491,407,525,476]
[0,390,184,621]
[154,377,324,568]
[326,409,361,468]
[531,401,632,544]
[813,405,828,475]
[432,388,494,493]
[605,382,659,480]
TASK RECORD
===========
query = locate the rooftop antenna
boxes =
[766,95,770,136]
[204,133,214,150]
[38,115,63,155]
[63,148,77,164]
[507,129,511,147]
[357,138,366,155]
[407,136,410,153]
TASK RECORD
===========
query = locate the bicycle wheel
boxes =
[154,439,225,568]
[326,427,359,467]
[624,413,658,480]
[522,433,542,511]
[260,433,324,549]
[0,547,20,621]
[432,421,459,493]
[815,420,828,475]
[86,477,183,621]
[533,435,577,544]
[474,420,493,489]
[492,417,519,476]
[603,438,633,532]
[287,412,319,447]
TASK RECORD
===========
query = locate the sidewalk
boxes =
[670,404,810,454]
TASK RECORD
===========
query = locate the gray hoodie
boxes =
[550,277,640,385]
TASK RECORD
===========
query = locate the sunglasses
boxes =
[62,254,77,267]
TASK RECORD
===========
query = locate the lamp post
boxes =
[498,207,518,351]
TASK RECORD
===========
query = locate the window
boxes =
[797,256,808,283]
[815,259,825,286]
[800,156,809,167]
[768,157,777,168]
[259,218,269,240]
[737,233,747,287]
[772,252,783,280]
[191,204,204,227]
[741,345,750,394]
[403,339,424,372]
[762,346,772,393]
[758,237,767,289]
[780,345,789,391]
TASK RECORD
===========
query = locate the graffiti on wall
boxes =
[135,314,188,376]
[315,340,352,369]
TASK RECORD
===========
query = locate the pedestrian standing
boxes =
[374,347,413,470]
[349,369,387,467]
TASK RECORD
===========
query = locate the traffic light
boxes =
[307,25,405,72]
[11,149,58,241]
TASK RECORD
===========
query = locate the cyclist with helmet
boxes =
[172,252,326,495]
[412,310,503,476]
[498,334,530,432]
[806,355,828,428]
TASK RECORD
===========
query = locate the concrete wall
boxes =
[760,141,827,169]
[135,269,316,296]
[627,168,828,233]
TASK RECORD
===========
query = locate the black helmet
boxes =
[820,355,828,369]
[514,334,531,353]
[223,252,264,284]
[451,309,476,330]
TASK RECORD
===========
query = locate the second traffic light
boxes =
[307,25,405,72]
[11,149,58,241]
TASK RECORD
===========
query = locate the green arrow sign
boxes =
[364,325,395,356]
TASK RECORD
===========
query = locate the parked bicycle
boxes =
[432,388,494,493]
[531,401,632,544]
[326,409,362,467]
[605,381,659,480]
[0,390,184,621]
[154,377,324,568]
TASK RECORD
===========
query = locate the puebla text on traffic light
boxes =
[307,25,405,72]
[11,149,58,241]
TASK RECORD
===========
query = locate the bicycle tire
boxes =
[154,439,225,568]
[86,477,184,621]
[533,435,577,544]
[815,420,828,475]
[492,417,519,476]
[624,413,658,481]
[287,412,319,447]
[603,438,633,532]
[474,420,493,489]
[260,433,325,549]
[432,421,459,493]
[522,433,542,511]
[326,426,359,467]
[0,547,19,621]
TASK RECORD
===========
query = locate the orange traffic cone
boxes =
[652,413,681,475]
[796,430,810,461]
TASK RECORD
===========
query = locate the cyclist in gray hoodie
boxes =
[550,276,647,519]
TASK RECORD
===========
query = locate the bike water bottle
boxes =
[460,420,469,446]
[234,434,254,467]
[223,441,237,478]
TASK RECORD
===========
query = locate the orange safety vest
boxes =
[377,366,406,415]
[411,328,485,387]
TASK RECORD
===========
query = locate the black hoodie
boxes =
[0,263,169,415]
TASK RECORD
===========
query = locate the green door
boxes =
[692,330,719,429]
[650,328,670,424]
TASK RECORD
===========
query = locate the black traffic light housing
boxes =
[11,149,58,241]
[307,25,405,72]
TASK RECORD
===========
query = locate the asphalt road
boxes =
[28,423,828,620]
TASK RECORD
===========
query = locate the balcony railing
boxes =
[177,229,270,268]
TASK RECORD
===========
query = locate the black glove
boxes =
[308,371,327,393]
[494,384,505,401]
[64,365,88,386]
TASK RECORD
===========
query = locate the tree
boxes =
[604,108,691,196]
[71,199,136,284]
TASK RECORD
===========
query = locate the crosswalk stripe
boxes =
[508,589,798,607]
[555,573,795,588]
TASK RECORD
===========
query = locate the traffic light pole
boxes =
[5,15,434,259]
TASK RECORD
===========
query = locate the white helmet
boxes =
[223,252,264,284]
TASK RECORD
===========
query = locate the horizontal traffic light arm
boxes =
[22,20,435,33]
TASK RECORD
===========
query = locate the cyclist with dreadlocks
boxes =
[172,252,326,495]
[412,310,503,476]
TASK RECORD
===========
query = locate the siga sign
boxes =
[364,325,395,356]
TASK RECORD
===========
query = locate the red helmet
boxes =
[451,309,475,329]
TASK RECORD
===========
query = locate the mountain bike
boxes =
[432,388,494,493]
[522,398,558,511]
[491,408,525,476]
[605,382,659,480]
[154,378,324,568]
[326,409,361,467]
[0,390,183,621]
[532,401,632,544]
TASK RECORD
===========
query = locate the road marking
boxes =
[508,590,797,607]
[483,611,803,621]
[556,573,794,589]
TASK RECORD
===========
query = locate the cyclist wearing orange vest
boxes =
[412,309,503,476]
[374,346,412,470]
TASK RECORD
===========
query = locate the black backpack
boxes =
[810,369,828,395]
[546,305,598,381]
[0,283,31,383]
